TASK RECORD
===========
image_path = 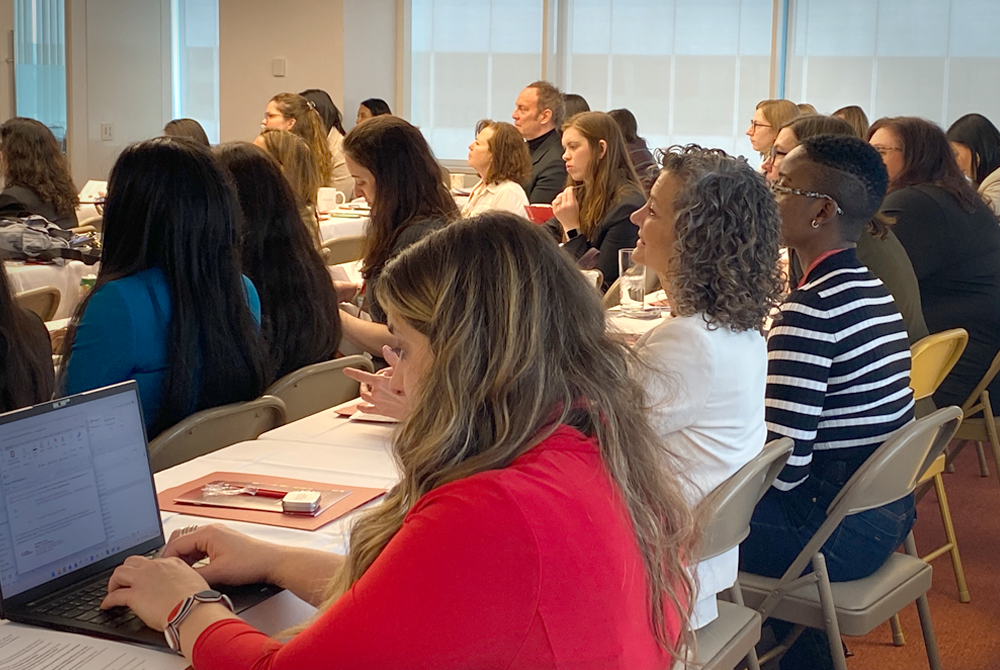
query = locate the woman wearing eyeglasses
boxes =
[742,134,915,670]
[869,117,1000,409]
[745,99,799,158]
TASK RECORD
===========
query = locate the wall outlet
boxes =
[272,59,286,77]
[100,123,113,141]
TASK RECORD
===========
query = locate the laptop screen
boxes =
[0,383,162,598]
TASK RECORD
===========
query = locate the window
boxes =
[171,0,220,143]
[785,0,1000,131]
[14,0,67,145]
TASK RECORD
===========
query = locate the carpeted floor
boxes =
[844,444,1000,669]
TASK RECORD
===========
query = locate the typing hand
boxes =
[159,524,282,588]
[102,555,209,630]
[342,346,409,420]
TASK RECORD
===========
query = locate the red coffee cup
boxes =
[523,204,553,224]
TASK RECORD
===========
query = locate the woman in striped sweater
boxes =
[740,135,916,669]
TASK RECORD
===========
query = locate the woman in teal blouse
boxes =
[62,138,270,437]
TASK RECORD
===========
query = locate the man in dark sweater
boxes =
[512,81,567,204]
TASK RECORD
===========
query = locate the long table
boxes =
[6,259,97,320]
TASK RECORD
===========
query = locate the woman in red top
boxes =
[100,212,697,669]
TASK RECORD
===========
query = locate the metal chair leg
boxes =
[728,584,761,670]
[982,391,1000,487]
[932,472,971,602]
[889,613,906,646]
[905,533,943,670]
[811,553,848,670]
[976,441,990,476]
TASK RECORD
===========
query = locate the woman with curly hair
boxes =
[550,111,646,290]
[100,213,697,669]
[630,145,784,630]
[462,120,530,218]
[0,118,79,229]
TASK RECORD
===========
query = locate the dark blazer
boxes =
[546,189,645,291]
[882,184,1000,408]
[0,185,78,230]
[525,130,567,205]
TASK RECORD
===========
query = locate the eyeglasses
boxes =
[871,145,903,158]
[769,182,844,215]
[766,147,789,162]
[748,120,772,133]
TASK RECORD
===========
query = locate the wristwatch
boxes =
[164,589,234,653]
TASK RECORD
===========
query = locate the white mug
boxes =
[449,173,466,191]
[317,187,347,212]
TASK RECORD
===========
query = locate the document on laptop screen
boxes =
[0,391,162,598]
[0,625,186,669]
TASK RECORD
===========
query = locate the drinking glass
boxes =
[618,248,646,314]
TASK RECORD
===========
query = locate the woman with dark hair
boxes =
[765,116,929,346]
[609,108,657,192]
[630,145,783,629]
[263,93,353,196]
[101,213,697,670]
[61,138,270,437]
[356,98,392,125]
[870,117,1000,408]
[298,89,354,198]
[0,257,54,413]
[462,120,530,217]
[215,142,342,379]
[832,105,870,139]
[340,115,459,357]
[743,134,915,669]
[163,118,211,147]
[946,113,1000,216]
[0,117,78,229]
[255,129,322,243]
[549,111,645,289]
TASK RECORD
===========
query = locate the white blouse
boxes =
[327,128,355,198]
[633,313,767,629]
[461,179,529,218]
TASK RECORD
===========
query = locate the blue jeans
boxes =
[739,471,916,669]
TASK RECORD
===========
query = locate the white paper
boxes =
[0,625,186,670]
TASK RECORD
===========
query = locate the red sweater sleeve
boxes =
[192,479,543,670]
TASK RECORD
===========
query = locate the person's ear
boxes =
[538,108,552,126]
[598,139,607,160]
[287,117,296,130]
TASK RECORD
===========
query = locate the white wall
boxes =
[66,0,171,185]
[0,0,13,123]
[342,0,399,130]
[218,0,345,143]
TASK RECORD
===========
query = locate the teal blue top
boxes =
[64,267,261,432]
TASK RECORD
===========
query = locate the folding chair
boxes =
[265,354,374,422]
[739,406,963,670]
[950,346,1000,484]
[14,285,61,321]
[321,235,365,266]
[148,395,287,472]
[688,437,793,670]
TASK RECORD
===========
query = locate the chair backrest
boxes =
[772,406,962,585]
[77,215,103,231]
[581,268,604,291]
[909,329,968,401]
[698,438,794,561]
[962,345,1000,413]
[321,235,365,266]
[147,395,287,472]
[14,286,61,321]
[602,277,622,308]
[264,354,374,422]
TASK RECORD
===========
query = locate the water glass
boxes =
[618,248,646,313]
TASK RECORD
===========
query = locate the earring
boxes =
[810,219,820,229]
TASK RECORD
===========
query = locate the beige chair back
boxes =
[910,329,968,401]
[15,286,61,321]
[148,395,287,472]
[321,235,365,266]
[265,354,374,422]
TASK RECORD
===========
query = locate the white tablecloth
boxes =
[319,215,367,243]
[5,260,97,320]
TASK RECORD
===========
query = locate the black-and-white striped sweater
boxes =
[766,248,914,491]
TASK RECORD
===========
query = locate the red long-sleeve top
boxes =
[192,425,679,669]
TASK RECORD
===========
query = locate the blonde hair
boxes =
[271,93,335,187]
[295,213,698,656]
[756,99,801,148]
[479,120,531,186]
[562,112,644,241]
[257,129,322,243]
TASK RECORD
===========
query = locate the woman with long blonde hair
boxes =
[254,128,322,243]
[262,93,338,191]
[550,111,646,289]
[99,213,697,669]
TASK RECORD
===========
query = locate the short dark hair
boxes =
[946,113,1000,186]
[788,115,854,142]
[527,80,565,128]
[215,142,343,379]
[163,118,211,147]
[608,108,640,143]
[300,89,346,136]
[868,116,981,212]
[562,93,590,119]
[360,98,392,117]
[798,134,889,242]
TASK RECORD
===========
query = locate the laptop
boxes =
[0,381,280,648]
